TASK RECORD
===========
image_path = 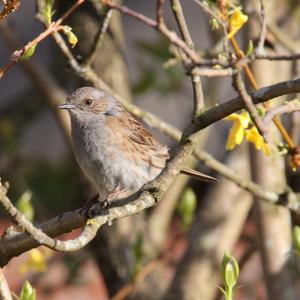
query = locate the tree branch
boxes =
[84,7,113,66]
[102,0,200,64]
[256,0,267,55]
[169,0,204,116]
[263,100,300,126]
[0,180,100,252]
[232,72,268,141]
[0,0,84,78]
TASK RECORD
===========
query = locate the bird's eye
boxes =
[84,98,93,106]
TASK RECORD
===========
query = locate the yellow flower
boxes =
[245,126,270,155]
[227,8,248,39]
[225,112,250,150]
[19,248,52,274]
[225,112,270,155]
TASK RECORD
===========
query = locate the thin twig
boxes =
[191,67,236,77]
[254,53,300,61]
[0,0,85,79]
[170,0,204,115]
[0,208,86,267]
[230,36,297,150]
[191,77,300,132]
[256,0,267,55]
[185,0,297,152]
[192,0,230,56]
[191,0,225,28]
[232,72,268,140]
[102,0,200,64]
[84,8,113,66]
[170,0,193,47]
[0,22,71,144]
[156,0,165,27]
[262,100,300,127]
[0,180,100,252]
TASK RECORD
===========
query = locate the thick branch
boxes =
[191,77,300,133]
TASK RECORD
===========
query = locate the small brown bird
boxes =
[59,87,217,205]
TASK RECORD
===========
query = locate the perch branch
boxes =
[0,0,84,78]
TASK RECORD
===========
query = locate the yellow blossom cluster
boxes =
[19,247,53,274]
[227,8,248,38]
[225,112,270,155]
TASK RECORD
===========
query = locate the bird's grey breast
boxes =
[70,117,111,194]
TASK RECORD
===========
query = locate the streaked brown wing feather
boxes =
[126,113,169,169]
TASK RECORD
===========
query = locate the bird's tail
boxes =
[180,167,218,182]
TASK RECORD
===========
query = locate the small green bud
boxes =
[210,18,219,30]
[62,26,78,48]
[20,45,36,61]
[16,191,34,222]
[221,251,239,291]
[19,281,36,300]
[245,39,254,57]
[43,0,55,26]
[176,187,197,228]
[293,226,300,255]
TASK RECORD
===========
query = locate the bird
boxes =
[58,87,217,206]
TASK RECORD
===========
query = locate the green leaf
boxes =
[293,226,300,255]
[245,39,253,57]
[43,0,55,26]
[209,17,219,30]
[20,45,36,61]
[256,105,265,117]
[19,281,36,300]
[132,233,144,264]
[61,25,78,48]
[176,187,197,229]
[221,252,239,292]
[131,233,144,277]
[16,191,34,222]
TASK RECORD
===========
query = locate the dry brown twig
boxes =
[169,0,204,115]
[0,0,19,21]
[232,72,268,141]
[0,0,84,79]
[84,7,113,66]
[101,0,201,64]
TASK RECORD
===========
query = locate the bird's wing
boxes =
[126,113,169,170]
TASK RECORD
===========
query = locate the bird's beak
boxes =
[58,102,77,110]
